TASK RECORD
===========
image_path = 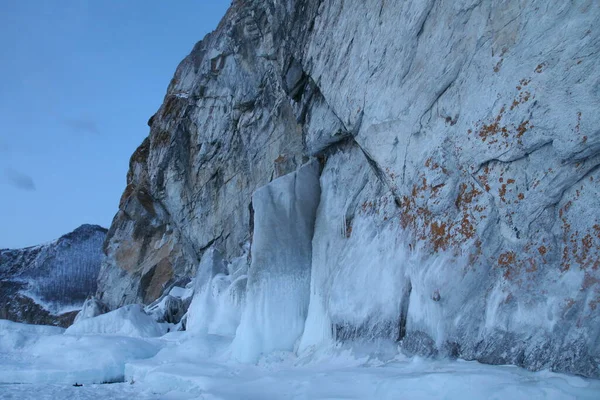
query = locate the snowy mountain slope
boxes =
[0,224,107,327]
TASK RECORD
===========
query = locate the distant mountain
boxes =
[0,224,107,327]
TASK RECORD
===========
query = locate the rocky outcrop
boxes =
[0,224,107,327]
[98,0,600,377]
[97,2,306,308]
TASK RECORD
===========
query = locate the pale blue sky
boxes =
[0,1,231,248]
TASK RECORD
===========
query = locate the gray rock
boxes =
[402,331,439,358]
[97,0,306,307]
[161,295,185,324]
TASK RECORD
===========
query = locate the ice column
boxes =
[231,160,321,362]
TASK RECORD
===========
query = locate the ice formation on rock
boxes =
[231,160,321,362]
[74,296,109,324]
[92,0,600,377]
[184,250,248,336]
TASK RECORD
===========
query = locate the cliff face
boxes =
[98,0,600,377]
[0,224,107,327]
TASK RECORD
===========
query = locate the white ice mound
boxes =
[65,304,167,338]
[0,319,64,352]
[0,319,64,336]
[231,160,321,362]
[0,320,161,385]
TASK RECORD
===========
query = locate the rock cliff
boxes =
[97,0,600,377]
[1,224,107,327]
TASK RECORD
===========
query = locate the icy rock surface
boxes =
[0,224,107,327]
[65,304,167,338]
[144,278,193,325]
[300,144,404,351]
[97,0,600,376]
[73,296,109,324]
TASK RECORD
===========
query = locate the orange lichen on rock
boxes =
[498,251,517,279]
[430,221,450,251]
[498,251,516,266]
[559,197,600,271]
[526,258,537,273]
[477,106,507,143]
[582,272,600,291]
[499,184,507,202]
[534,63,544,73]
[398,166,485,257]
[516,120,531,138]
[455,183,482,208]
[471,78,536,147]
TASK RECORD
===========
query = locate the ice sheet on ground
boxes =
[0,319,64,336]
[0,383,164,400]
[122,337,600,399]
[1,325,599,399]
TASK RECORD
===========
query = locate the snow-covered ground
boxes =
[1,317,599,399]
